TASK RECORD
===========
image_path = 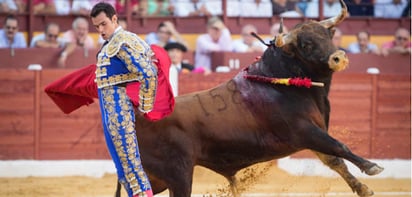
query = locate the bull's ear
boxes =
[329,28,336,39]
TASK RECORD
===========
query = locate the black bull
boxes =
[118,2,383,196]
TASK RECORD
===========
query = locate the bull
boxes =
[120,0,384,196]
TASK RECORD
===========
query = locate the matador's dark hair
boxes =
[90,2,117,19]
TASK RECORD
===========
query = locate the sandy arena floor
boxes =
[1,161,410,197]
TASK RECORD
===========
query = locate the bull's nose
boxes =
[328,50,349,72]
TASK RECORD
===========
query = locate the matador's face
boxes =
[92,12,118,41]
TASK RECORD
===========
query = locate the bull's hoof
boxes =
[355,183,374,197]
[365,164,384,176]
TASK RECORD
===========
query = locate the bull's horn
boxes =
[279,18,284,34]
[274,33,293,47]
[318,0,348,28]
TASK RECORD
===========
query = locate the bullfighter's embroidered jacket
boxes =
[95,28,157,112]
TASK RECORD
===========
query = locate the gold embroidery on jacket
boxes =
[96,28,157,113]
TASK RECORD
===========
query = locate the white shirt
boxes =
[194,28,232,71]
[169,64,179,97]
[227,0,241,16]
[232,39,265,53]
[239,0,272,17]
[54,0,71,15]
[305,1,342,18]
[204,1,223,16]
[374,0,408,18]
[0,29,27,48]
[347,42,379,54]
[173,0,206,17]
[71,0,93,13]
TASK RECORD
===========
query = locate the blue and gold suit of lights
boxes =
[95,28,157,197]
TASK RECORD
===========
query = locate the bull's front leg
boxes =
[296,124,383,196]
[314,152,374,197]
[301,126,383,175]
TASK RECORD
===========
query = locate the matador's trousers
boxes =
[98,85,152,197]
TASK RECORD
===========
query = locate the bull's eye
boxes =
[301,41,313,52]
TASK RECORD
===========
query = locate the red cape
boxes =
[44,45,175,121]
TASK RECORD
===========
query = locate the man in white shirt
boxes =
[305,0,342,18]
[232,24,265,53]
[0,15,26,48]
[347,31,380,54]
[173,0,211,16]
[239,0,272,17]
[194,17,232,73]
[374,0,408,18]
[54,0,71,15]
[30,22,66,48]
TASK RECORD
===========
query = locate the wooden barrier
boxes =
[0,53,410,160]
[211,52,411,74]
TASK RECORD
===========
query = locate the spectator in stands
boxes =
[332,27,347,52]
[175,0,240,16]
[145,21,187,48]
[71,0,116,15]
[165,42,194,73]
[272,0,302,17]
[374,0,408,18]
[71,0,93,15]
[115,0,140,15]
[21,0,57,15]
[173,0,239,16]
[54,0,71,15]
[58,17,95,67]
[0,15,26,48]
[226,0,241,16]
[344,0,374,16]
[0,0,19,14]
[164,42,194,96]
[232,24,264,53]
[204,0,224,16]
[305,0,341,17]
[30,22,66,48]
[194,16,232,73]
[239,0,272,17]
[401,0,410,17]
[62,17,95,49]
[347,31,380,54]
[173,0,212,17]
[147,0,174,16]
[381,27,411,56]
[296,0,310,15]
